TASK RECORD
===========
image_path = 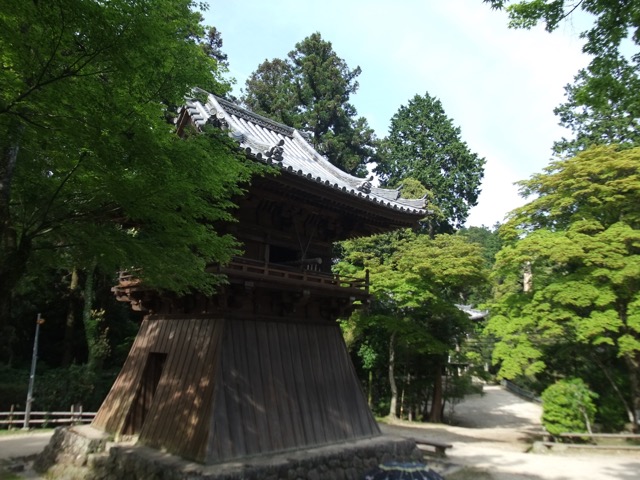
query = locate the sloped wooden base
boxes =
[92,315,380,463]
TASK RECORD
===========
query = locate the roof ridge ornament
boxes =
[265,139,285,162]
[356,176,374,194]
[206,110,228,129]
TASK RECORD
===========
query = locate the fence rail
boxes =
[502,379,542,403]
[0,405,96,430]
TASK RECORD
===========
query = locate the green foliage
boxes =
[336,230,488,420]
[0,366,28,410]
[0,365,117,412]
[484,1,640,58]
[553,56,640,156]
[0,0,258,331]
[358,343,378,371]
[376,92,485,232]
[488,145,640,428]
[457,225,503,268]
[398,178,428,200]
[541,378,598,435]
[242,32,377,175]
[484,1,640,156]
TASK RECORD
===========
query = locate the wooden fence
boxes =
[0,405,96,430]
[502,379,542,403]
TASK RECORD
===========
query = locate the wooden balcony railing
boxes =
[220,258,369,294]
[113,259,369,308]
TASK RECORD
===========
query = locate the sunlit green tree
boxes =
[0,0,256,339]
[487,145,640,429]
[336,230,487,421]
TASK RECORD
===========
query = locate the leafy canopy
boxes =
[242,32,377,176]
[0,0,257,329]
[484,1,640,156]
[376,92,485,232]
[487,146,640,426]
[336,230,488,355]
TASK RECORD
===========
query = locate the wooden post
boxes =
[9,404,15,429]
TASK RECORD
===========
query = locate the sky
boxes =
[203,1,592,228]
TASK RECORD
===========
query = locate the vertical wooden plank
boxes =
[340,332,381,437]
[163,318,208,457]
[157,317,201,451]
[309,323,339,442]
[217,320,247,459]
[285,321,316,446]
[175,318,220,461]
[276,321,306,447]
[190,319,223,462]
[258,321,286,451]
[141,316,192,447]
[323,324,355,439]
[230,319,259,455]
[296,323,328,446]
[150,316,172,354]
[337,329,369,437]
[135,317,173,443]
[93,317,155,434]
[201,319,228,462]
[267,321,300,449]
[242,319,272,454]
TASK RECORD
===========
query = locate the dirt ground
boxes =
[380,385,640,480]
[2,385,639,479]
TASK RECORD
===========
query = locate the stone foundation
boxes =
[35,427,422,480]
[33,425,110,472]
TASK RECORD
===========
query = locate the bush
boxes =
[541,378,598,436]
[0,366,29,410]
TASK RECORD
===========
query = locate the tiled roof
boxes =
[182,92,427,216]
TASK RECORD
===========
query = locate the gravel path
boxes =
[2,386,639,479]
[380,385,640,480]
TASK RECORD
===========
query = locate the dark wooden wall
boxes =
[92,316,380,463]
[92,316,223,461]
[206,318,380,463]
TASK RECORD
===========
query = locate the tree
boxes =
[484,0,640,60]
[458,225,503,270]
[242,59,299,127]
[242,32,377,176]
[376,93,485,233]
[553,56,640,156]
[541,378,598,436]
[485,1,640,156]
[487,146,640,429]
[335,230,487,422]
[201,26,229,69]
[0,1,257,334]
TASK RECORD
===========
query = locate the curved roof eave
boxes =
[181,93,427,217]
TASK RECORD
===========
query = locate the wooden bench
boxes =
[411,438,453,457]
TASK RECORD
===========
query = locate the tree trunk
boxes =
[429,362,444,423]
[623,352,640,432]
[61,268,80,366]
[0,123,25,331]
[82,263,99,371]
[592,354,635,426]
[388,332,398,419]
